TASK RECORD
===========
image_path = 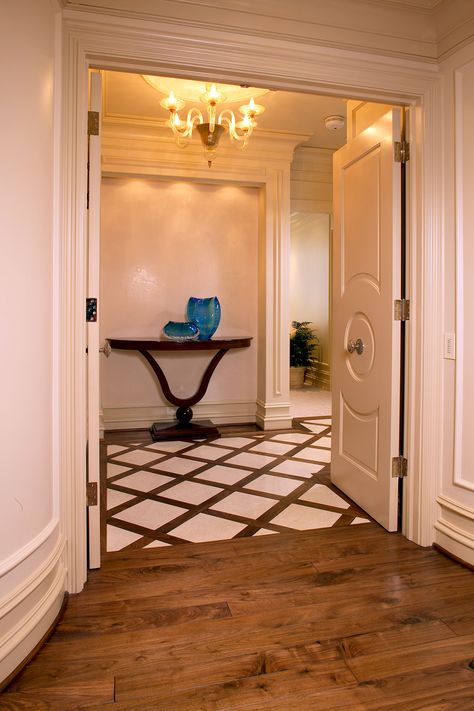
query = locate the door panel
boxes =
[331,109,402,531]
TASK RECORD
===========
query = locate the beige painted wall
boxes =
[1,2,55,560]
[100,178,259,418]
[0,0,65,684]
[436,42,474,565]
[290,214,330,364]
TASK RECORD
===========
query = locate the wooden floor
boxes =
[3,523,474,709]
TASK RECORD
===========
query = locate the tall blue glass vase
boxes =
[186,296,221,340]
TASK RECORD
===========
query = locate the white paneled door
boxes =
[331,109,403,531]
[87,71,102,568]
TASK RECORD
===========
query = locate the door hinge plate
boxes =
[86,481,98,506]
[394,140,410,163]
[86,298,97,322]
[392,456,408,478]
[88,110,100,136]
[394,299,410,321]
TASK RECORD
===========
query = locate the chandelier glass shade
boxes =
[142,76,268,166]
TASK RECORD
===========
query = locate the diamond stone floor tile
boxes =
[153,456,205,475]
[168,513,246,543]
[249,440,297,456]
[113,499,188,529]
[113,470,174,492]
[270,503,342,530]
[112,449,165,466]
[209,491,277,518]
[107,462,131,479]
[160,480,223,505]
[104,415,372,552]
[243,473,303,496]
[224,451,277,469]
[194,465,250,485]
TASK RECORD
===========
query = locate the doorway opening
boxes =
[289,212,331,420]
[87,69,407,559]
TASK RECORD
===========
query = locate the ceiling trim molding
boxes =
[63,1,439,63]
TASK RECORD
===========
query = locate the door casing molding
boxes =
[58,7,443,591]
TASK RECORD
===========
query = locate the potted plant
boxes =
[290,321,319,388]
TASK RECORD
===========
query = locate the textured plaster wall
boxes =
[100,177,259,410]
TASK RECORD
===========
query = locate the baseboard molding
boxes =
[255,400,292,430]
[305,361,331,390]
[0,530,67,686]
[433,543,474,571]
[103,400,257,430]
[434,495,474,567]
[0,592,68,693]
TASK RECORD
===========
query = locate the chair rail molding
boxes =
[59,5,443,590]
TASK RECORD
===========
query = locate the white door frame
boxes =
[58,9,443,592]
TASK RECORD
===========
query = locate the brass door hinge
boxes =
[86,482,98,506]
[394,140,410,163]
[392,456,408,478]
[394,299,410,321]
[88,110,100,136]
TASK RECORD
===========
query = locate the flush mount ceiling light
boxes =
[143,76,269,167]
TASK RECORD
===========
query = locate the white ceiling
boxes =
[103,70,349,150]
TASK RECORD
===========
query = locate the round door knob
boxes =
[347,338,365,355]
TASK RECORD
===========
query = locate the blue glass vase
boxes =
[186,296,221,340]
[162,320,200,342]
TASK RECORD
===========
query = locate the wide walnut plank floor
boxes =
[3,523,474,709]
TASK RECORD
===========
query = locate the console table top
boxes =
[108,337,252,351]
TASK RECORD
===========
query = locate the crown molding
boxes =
[101,117,309,179]
[63,0,439,62]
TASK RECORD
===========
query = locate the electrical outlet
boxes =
[444,333,456,360]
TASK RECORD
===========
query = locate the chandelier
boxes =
[142,76,268,167]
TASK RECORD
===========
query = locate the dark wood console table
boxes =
[107,337,252,440]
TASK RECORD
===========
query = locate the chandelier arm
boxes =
[169,107,203,140]
[170,119,191,139]
[187,107,203,127]
[219,110,240,142]
[175,135,191,148]
[219,110,254,143]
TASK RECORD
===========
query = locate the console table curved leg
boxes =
[139,348,228,440]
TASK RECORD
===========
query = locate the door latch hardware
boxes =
[99,340,111,358]
[86,481,98,506]
[392,456,408,478]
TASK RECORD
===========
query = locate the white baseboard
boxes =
[434,495,474,566]
[306,361,331,390]
[0,527,66,685]
[256,400,292,430]
[102,400,257,430]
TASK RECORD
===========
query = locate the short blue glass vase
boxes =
[186,296,221,340]
[162,320,200,342]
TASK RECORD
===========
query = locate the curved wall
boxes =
[0,0,65,685]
